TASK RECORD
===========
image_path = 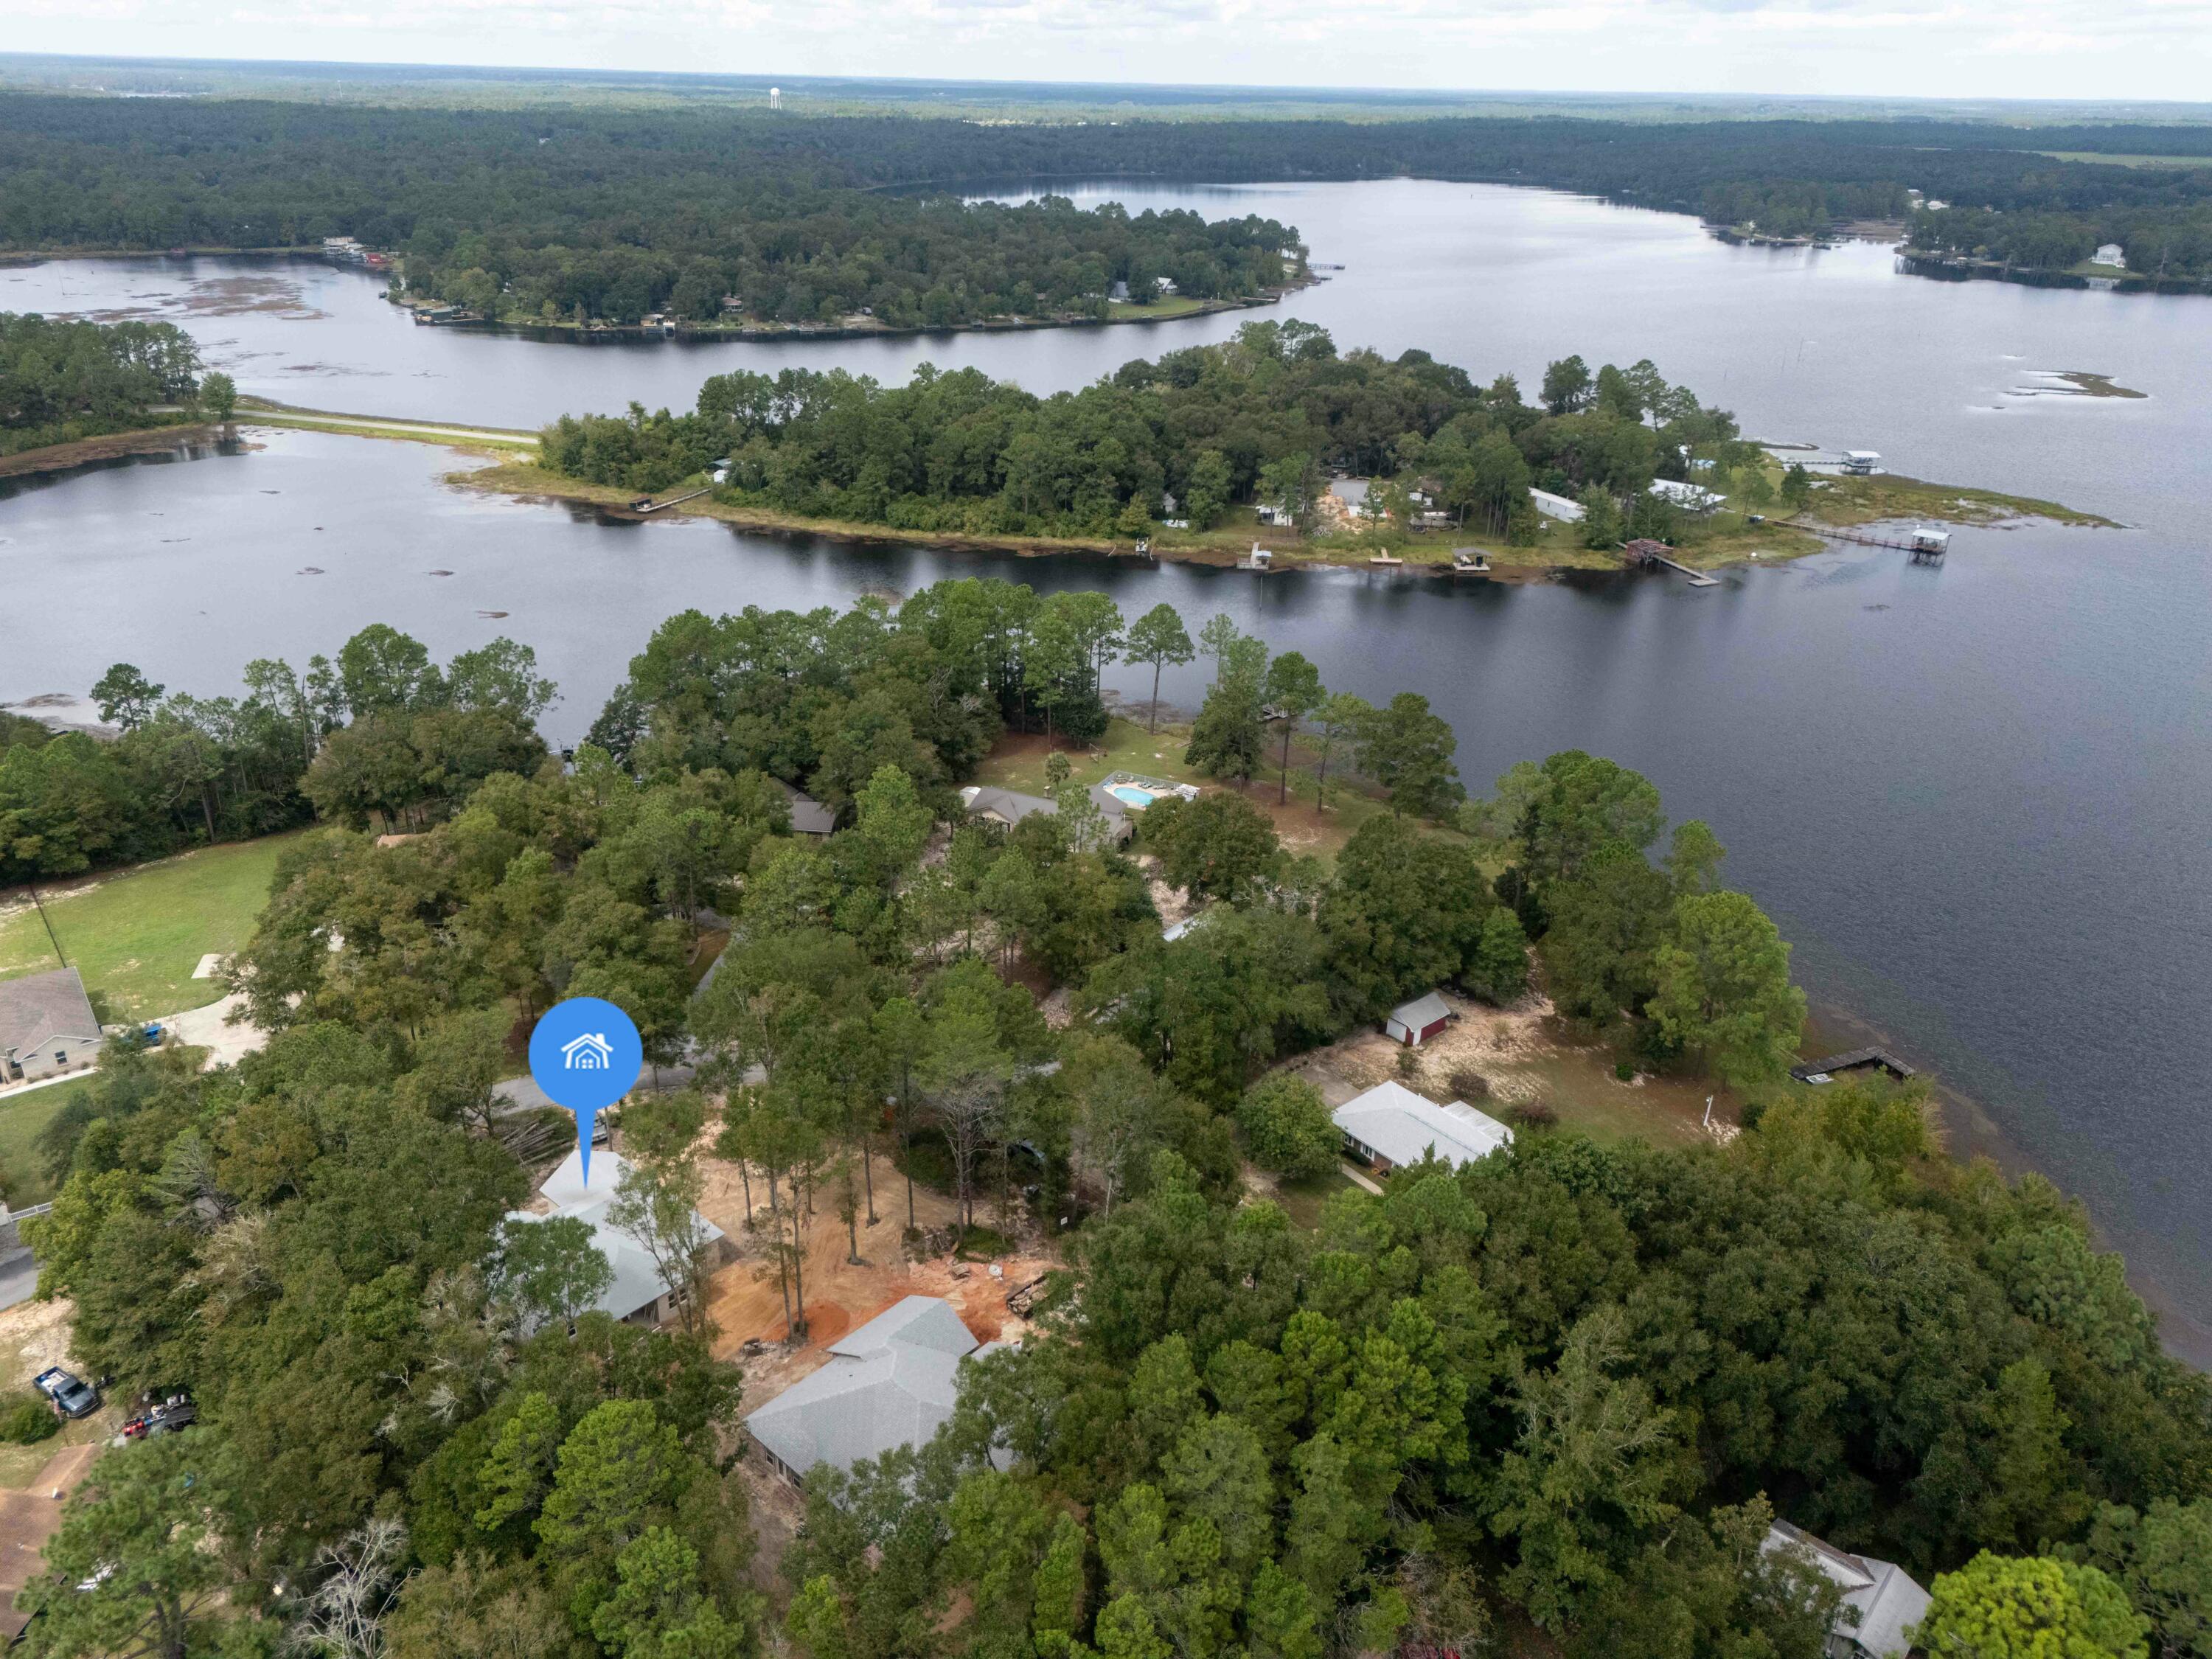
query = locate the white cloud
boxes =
[7,0,2212,100]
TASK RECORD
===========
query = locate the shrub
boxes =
[1615,1060,1637,1081]
[1507,1102,1558,1132]
[0,1397,60,1445]
[1447,1067,1491,1101]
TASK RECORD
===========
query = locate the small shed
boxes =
[1383,990,1454,1047]
[0,967,102,1085]
[776,779,838,838]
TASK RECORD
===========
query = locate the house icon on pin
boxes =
[562,1032,615,1071]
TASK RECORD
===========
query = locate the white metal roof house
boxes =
[1762,1520,1931,1659]
[1332,1079,1512,1174]
[0,967,102,1085]
[745,1295,1006,1482]
[1384,990,1455,1047]
[1528,487,1587,523]
[510,1147,727,1331]
[1648,478,1726,514]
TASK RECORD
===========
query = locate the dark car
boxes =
[33,1367,101,1419]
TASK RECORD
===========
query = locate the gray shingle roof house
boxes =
[509,1147,727,1330]
[1332,1079,1512,1173]
[957,784,1133,844]
[1762,1520,1931,1659]
[1383,990,1454,1046]
[745,1295,1005,1482]
[0,967,102,1085]
[775,780,838,838]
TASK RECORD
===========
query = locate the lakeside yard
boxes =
[0,833,296,1023]
[972,715,1434,869]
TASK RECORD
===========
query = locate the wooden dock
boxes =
[1789,520,1949,558]
[625,487,714,515]
[1623,540,1718,587]
[1790,1047,1918,1084]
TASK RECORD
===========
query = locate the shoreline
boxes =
[0,421,220,480]
[1,411,2118,577]
[403,280,1315,346]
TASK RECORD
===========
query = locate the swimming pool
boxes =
[1107,785,1156,808]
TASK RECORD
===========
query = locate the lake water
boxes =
[4,181,2210,1357]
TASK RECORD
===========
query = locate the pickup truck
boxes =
[33,1367,100,1419]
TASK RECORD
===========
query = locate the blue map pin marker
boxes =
[528,997,644,1188]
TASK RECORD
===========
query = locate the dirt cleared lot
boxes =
[1287,987,1738,1147]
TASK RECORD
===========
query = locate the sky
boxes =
[8,0,2212,105]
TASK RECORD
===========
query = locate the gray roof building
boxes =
[509,1147,726,1329]
[0,967,102,1085]
[1762,1520,1931,1659]
[745,1295,1005,1481]
[958,784,1133,844]
[1332,1079,1512,1172]
[776,780,838,837]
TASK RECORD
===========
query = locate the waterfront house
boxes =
[1761,1520,1931,1659]
[508,1147,728,1330]
[1649,479,1726,514]
[745,1295,1006,1482]
[0,967,102,1086]
[1528,487,1587,523]
[957,784,1133,844]
[1383,990,1454,1046]
[1332,1079,1512,1174]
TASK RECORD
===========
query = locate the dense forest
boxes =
[0,312,205,456]
[13,578,2210,1658]
[5,91,2212,292]
[543,321,1755,547]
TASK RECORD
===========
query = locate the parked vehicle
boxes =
[33,1367,100,1419]
[122,1393,196,1439]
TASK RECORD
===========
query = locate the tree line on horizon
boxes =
[5,92,2211,291]
[7,575,2209,1659]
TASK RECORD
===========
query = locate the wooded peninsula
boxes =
[528,321,2101,568]
[4,580,2205,1659]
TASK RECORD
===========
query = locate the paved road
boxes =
[0,1248,38,1315]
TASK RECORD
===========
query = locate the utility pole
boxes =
[29,885,66,970]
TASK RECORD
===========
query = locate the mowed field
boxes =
[0,834,296,1023]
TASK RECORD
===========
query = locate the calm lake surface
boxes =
[5,181,2210,1355]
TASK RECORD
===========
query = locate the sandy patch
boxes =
[0,1297,74,1396]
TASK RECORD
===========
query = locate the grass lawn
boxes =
[1107,296,1210,321]
[972,717,1429,867]
[0,833,298,1023]
[0,1079,84,1208]
[0,1413,108,1492]
[1273,1166,1363,1231]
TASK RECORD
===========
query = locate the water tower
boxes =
[769,86,782,111]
